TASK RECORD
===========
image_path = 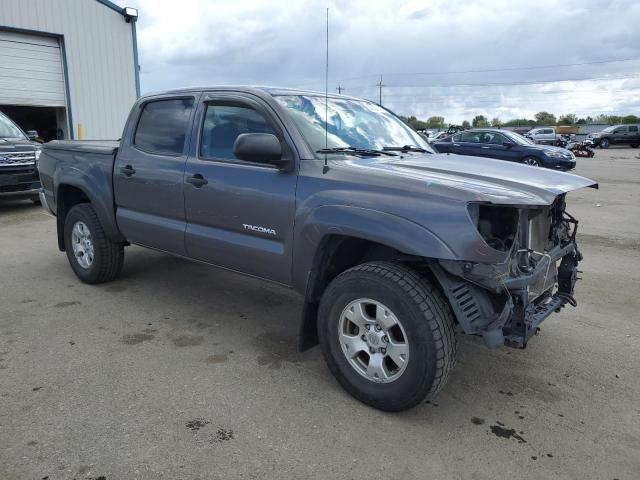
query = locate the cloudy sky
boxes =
[116,0,640,123]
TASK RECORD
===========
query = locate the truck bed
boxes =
[44,140,120,155]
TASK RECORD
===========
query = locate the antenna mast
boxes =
[323,7,329,174]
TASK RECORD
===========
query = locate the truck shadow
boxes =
[103,246,570,422]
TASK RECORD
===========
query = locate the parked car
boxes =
[525,127,578,146]
[38,87,597,412]
[427,131,451,142]
[0,111,42,204]
[589,124,640,148]
[433,128,576,170]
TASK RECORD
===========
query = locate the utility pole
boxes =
[376,75,383,106]
[336,84,344,94]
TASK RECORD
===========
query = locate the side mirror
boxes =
[503,141,513,148]
[233,133,288,168]
[27,130,39,140]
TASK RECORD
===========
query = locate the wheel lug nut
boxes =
[383,335,389,342]
[361,334,366,340]
[381,348,386,354]
[375,324,382,331]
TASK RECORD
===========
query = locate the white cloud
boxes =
[117,0,640,123]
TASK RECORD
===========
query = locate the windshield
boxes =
[601,126,617,133]
[502,130,534,146]
[274,95,434,156]
[0,112,26,140]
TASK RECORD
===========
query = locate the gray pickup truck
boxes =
[38,87,597,411]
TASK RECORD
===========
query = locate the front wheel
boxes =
[631,144,639,148]
[318,261,457,411]
[64,203,124,284]
[600,138,610,149]
[522,156,541,167]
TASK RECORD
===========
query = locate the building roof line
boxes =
[95,0,125,15]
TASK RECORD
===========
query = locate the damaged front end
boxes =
[433,196,584,348]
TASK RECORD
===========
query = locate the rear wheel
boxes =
[522,156,541,167]
[318,261,457,412]
[64,203,124,284]
[600,138,610,149]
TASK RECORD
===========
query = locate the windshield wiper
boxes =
[383,145,431,153]
[317,147,398,157]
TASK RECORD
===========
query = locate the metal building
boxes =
[0,0,139,141]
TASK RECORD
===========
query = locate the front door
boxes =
[611,125,628,145]
[183,94,298,285]
[114,96,198,255]
[478,131,518,162]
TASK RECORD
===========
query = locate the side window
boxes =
[458,131,482,143]
[613,126,627,134]
[628,126,638,132]
[134,98,194,155]
[200,103,277,161]
[483,132,505,144]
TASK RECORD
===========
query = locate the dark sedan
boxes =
[432,128,576,171]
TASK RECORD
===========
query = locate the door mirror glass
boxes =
[26,130,39,140]
[233,133,286,167]
[502,141,513,148]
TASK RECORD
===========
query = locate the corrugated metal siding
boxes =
[0,0,137,139]
[0,30,66,106]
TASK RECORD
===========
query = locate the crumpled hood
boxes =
[345,153,597,205]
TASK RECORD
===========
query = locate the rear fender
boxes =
[55,165,124,248]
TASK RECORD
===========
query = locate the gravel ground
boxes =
[1,147,639,480]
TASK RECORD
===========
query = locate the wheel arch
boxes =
[294,214,455,351]
[55,180,123,251]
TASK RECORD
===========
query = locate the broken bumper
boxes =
[434,240,581,349]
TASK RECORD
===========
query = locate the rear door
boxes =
[629,125,640,144]
[451,131,482,156]
[183,93,298,285]
[114,95,198,255]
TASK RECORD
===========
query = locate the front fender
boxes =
[292,204,456,293]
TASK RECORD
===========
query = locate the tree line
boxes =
[399,113,640,131]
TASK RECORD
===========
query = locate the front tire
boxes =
[31,195,41,205]
[522,156,541,167]
[318,261,457,412]
[600,138,610,149]
[631,144,639,148]
[63,203,124,284]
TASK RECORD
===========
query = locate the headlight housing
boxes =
[468,203,519,252]
[544,150,570,158]
[34,147,41,165]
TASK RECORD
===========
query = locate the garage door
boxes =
[0,30,66,107]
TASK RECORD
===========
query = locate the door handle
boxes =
[120,164,136,176]
[186,173,208,188]
[481,146,490,149]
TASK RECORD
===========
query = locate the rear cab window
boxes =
[134,98,195,155]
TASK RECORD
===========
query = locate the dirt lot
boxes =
[1,147,639,480]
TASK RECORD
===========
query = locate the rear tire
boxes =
[63,203,124,284]
[318,261,457,412]
[522,156,541,167]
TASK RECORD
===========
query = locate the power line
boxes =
[337,57,640,82]
[345,73,640,91]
